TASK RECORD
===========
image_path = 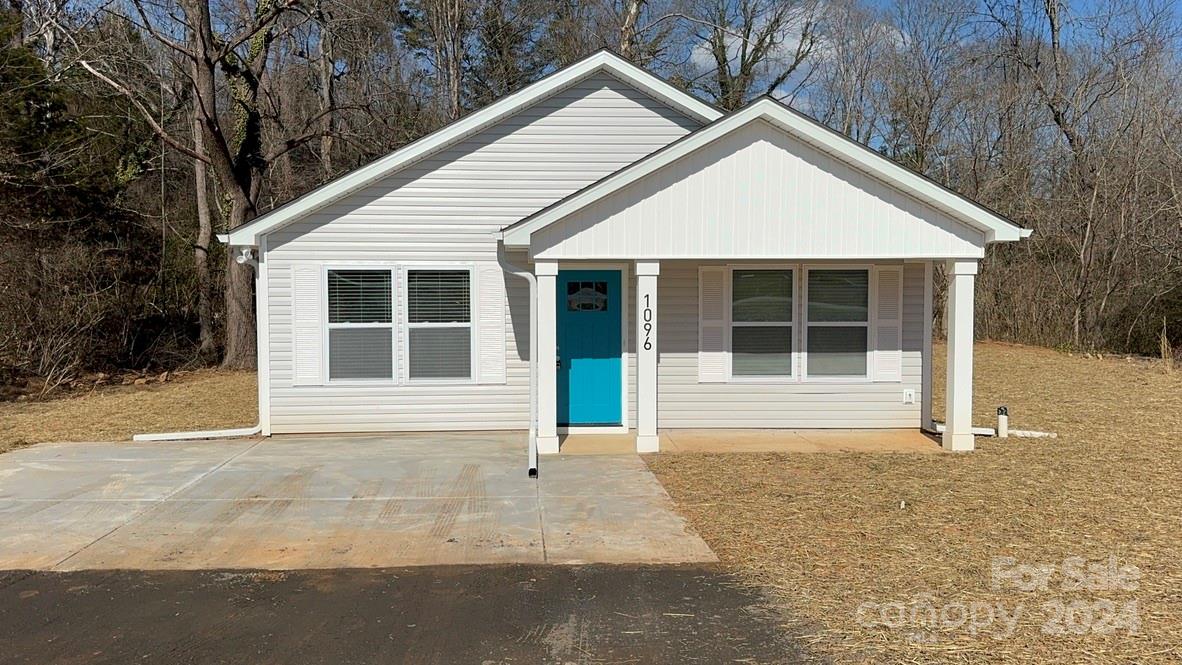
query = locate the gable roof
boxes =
[224,50,723,247]
[502,97,1030,247]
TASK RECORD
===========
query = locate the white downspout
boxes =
[498,243,538,478]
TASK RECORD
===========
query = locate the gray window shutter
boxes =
[477,265,507,384]
[698,266,727,383]
[292,264,324,385]
[873,266,903,382]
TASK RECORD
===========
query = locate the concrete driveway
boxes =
[0,433,715,570]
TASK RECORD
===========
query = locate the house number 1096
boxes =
[642,294,653,351]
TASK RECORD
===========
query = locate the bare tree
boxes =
[618,0,645,58]
[401,0,473,120]
[77,0,339,368]
[190,67,215,359]
[689,0,821,110]
[809,0,889,143]
[880,0,972,172]
[986,0,1180,348]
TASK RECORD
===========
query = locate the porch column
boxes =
[943,260,977,451]
[635,261,659,453]
[536,261,560,454]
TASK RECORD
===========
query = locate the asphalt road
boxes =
[0,564,810,664]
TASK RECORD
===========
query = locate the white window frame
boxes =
[726,265,799,383]
[801,264,873,383]
[322,264,398,385]
[401,264,477,385]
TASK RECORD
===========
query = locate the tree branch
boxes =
[77,60,212,165]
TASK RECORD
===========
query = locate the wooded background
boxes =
[2,0,1180,391]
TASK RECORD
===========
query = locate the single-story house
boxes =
[224,50,1029,472]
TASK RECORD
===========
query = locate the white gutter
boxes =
[133,425,261,442]
[497,244,539,478]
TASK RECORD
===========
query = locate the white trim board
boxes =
[502,97,1030,247]
[226,51,721,247]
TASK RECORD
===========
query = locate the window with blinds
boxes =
[406,269,472,380]
[730,269,794,376]
[326,270,393,380]
[805,269,869,377]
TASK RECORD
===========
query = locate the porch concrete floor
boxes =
[558,428,944,455]
[0,433,716,571]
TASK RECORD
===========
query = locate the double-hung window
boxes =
[730,269,794,377]
[406,269,473,380]
[326,270,394,380]
[805,269,870,378]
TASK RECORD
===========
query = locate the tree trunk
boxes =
[222,195,257,370]
[619,0,644,60]
[315,0,335,179]
[192,103,215,359]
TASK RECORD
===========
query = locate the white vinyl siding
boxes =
[672,261,925,428]
[532,120,986,260]
[263,73,701,433]
[476,265,507,384]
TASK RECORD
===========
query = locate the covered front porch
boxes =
[498,97,1026,461]
[528,259,980,455]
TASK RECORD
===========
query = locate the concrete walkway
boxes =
[0,433,715,570]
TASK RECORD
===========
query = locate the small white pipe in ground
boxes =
[997,406,1009,438]
[1008,429,1058,439]
[133,425,262,442]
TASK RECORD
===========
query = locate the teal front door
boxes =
[557,270,622,426]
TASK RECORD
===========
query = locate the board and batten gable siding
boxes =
[531,120,985,260]
[264,73,702,433]
[652,261,926,428]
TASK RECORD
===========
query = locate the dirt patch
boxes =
[648,341,1182,663]
[0,370,256,453]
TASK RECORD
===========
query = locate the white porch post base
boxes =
[943,259,977,452]
[536,261,560,455]
[635,434,659,453]
[943,433,975,452]
[536,436,560,455]
[635,261,659,453]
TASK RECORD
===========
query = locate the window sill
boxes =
[711,377,900,386]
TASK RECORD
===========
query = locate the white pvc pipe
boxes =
[1008,429,1058,439]
[931,421,1055,439]
[933,422,996,437]
[498,245,538,478]
[133,425,262,442]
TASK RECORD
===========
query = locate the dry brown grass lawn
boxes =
[0,370,257,453]
[648,341,1182,663]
